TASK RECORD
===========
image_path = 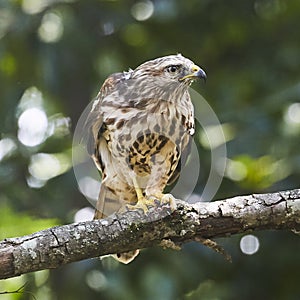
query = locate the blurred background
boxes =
[0,0,299,299]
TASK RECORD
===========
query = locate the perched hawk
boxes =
[86,54,206,263]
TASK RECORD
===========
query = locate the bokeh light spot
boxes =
[29,152,71,181]
[102,22,115,36]
[47,114,71,137]
[17,87,44,113]
[225,159,248,181]
[78,176,101,201]
[38,11,63,43]
[18,108,48,147]
[0,8,14,39]
[240,234,260,255]
[284,102,300,125]
[74,207,95,223]
[27,175,47,189]
[29,153,61,181]
[86,270,108,292]
[22,0,48,15]
[0,138,17,161]
[131,1,154,21]
[199,123,234,149]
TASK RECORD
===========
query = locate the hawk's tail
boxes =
[94,184,140,264]
[93,184,122,219]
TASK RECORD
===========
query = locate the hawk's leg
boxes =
[124,176,155,214]
[124,176,177,214]
[133,176,143,201]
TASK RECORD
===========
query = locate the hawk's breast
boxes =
[103,99,193,189]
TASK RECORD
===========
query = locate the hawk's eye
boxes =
[166,65,180,73]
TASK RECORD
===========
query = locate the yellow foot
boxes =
[125,197,156,214]
[120,194,177,215]
[148,193,177,212]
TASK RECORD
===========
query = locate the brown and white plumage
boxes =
[86,54,206,263]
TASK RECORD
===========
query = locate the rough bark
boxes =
[0,189,299,280]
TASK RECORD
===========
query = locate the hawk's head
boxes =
[131,54,206,86]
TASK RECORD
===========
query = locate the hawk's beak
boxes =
[179,65,207,82]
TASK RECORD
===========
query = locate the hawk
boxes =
[86,54,206,263]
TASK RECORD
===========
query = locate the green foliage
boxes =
[227,154,291,190]
[184,279,231,300]
[0,202,59,240]
[0,0,299,299]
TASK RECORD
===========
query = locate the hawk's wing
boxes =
[167,91,194,186]
[84,72,124,168]
[167,133,192,186]
[84,72,126,219]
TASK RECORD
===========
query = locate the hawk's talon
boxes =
[162,194,177,212]
[125,197,155,214]
[148,193,177,212]
[121,194,177,214]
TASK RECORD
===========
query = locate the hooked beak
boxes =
[179,64,207,82]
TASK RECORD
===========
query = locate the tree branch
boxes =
[0,189,299,280]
